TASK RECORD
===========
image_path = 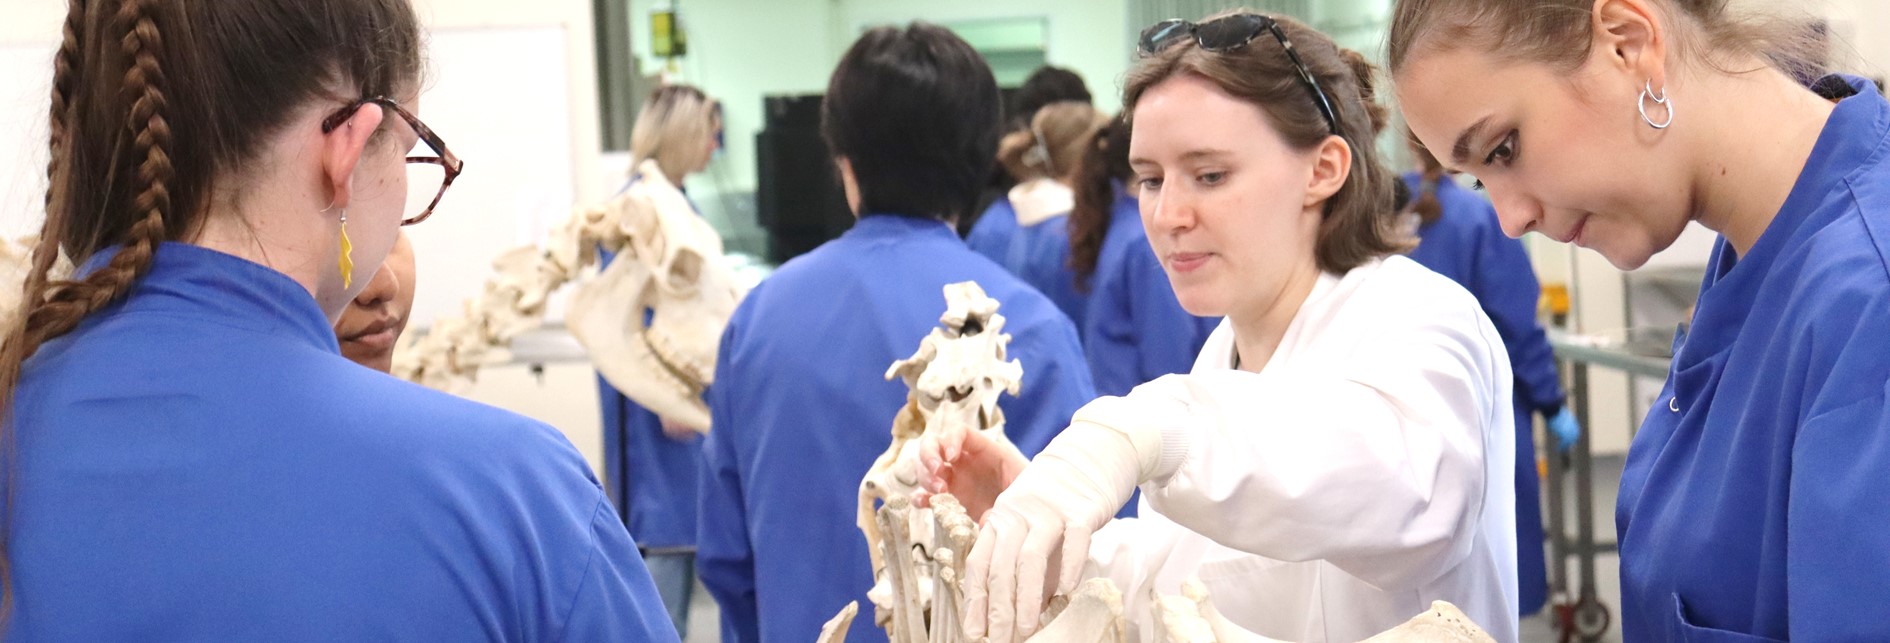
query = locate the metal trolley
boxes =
[1544,330,1672,643]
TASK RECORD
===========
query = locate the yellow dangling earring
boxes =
[337,209,355,289]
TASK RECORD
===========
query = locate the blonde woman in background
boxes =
[600,82,723,636]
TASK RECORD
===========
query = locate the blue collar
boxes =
[77,243,340,353]
[1728,74,1888,277]
[845,213,958,242]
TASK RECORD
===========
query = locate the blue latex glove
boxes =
[1547,406,1580,453]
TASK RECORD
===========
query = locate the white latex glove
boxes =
[962,396,1179,641]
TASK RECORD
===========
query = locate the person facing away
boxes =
[595,82,723,637]
[696,23,1097,643]
[335,231,416,373]
[966,65,1093,237]
[966,101,1110,329]
[0,0,677,639]
[1400,135,1578,618]
[921,10,1519,642]
[1392,0,1890,639]
[1068,116,1221,399]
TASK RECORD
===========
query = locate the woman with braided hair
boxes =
[0,1,677,639]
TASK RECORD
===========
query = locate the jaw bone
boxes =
[394,159,744,433]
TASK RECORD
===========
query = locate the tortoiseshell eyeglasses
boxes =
[321,96,465,226]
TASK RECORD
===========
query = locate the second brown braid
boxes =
[21,0,173,355]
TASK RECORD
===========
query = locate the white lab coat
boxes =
[1086,256,1519,643]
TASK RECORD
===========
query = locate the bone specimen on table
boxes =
[1144,579,1498,643]
[392,159,744,432]
[1359,601,1497,643]
[1148,580,1286,643]
[1024,578,1130,643]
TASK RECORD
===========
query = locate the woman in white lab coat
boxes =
[919,10,1518,642]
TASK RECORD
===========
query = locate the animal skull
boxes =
[396,159,745,433]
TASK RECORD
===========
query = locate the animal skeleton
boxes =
[830,283,1504,643]
[392,160,743,432]
[856,281,1024,638]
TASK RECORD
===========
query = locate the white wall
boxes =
[624,0,1136,204]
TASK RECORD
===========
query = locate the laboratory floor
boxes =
[1522,453,1626,643]
[677,455,1629,643]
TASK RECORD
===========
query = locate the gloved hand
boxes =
[1547,406,1580,453]
[960,396,1164,642]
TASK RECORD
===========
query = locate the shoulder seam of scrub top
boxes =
[552,497,615,642]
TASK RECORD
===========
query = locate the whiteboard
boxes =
[0,28,578,327]
[404,25,577,325]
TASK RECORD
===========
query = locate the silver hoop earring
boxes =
[1639,80,1674,130]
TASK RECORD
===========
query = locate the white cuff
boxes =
[1070,392,1192,485]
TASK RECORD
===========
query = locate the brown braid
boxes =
[15,0,88,338]
[23,0,172,352]
[0,0,91,621]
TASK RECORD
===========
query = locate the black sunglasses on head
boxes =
[1138,14,1343,138]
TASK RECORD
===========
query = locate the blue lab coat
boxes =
[1080,185,1219,399]
[699,214,1096,642]
[1616,75,1890,641]
[966,197,1091,331]
[596,176,702,550]
[7,243,678,641]
[1402,172,1565,615]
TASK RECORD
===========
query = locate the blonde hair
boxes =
[998,101,1108,183]
[629,84,721,181]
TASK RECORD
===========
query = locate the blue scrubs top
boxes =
[1402,171,1566,615]
[7,243,678,641]
[1616,75,1890,641]
[1080,185,1219,399]
[699,214,1096,642]
[595,176,703,551]
[966,198,1090,330]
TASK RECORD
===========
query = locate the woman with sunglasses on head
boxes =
[1391,1,1890,640]
[0,1,677,639]
[920,10,1518,642]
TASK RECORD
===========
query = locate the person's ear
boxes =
[1304,135,1353,209]
[836,157,862,217]
[321,103,385,210]
[1592,0,1669,87]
